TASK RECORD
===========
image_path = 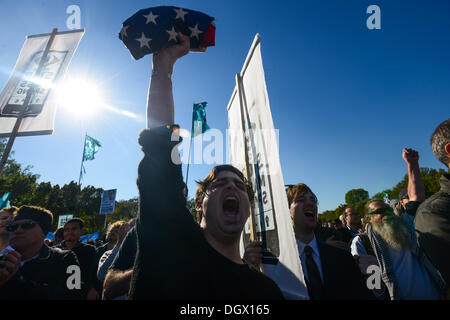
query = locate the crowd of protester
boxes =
[0,33,448,300]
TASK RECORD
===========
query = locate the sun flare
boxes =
[56,78,104,117]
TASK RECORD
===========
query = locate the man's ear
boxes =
[195,202,202,213]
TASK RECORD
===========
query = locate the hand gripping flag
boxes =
[83,135,101,161]
[119,6,215,60]
[192,102,210,137]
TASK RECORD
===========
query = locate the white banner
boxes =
[57,214,73,228]
[0,29,84,137]
[99,189,117,215]
[227,34,309,300]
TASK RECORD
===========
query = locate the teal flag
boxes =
[0,192,11,210]
[192,102,210,137]
[83,135,102,161]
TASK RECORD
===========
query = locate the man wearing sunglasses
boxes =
[0,205,83,299]
[351,199,446,299]
[351,148,446,299]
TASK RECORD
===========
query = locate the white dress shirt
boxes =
[296,235,324,283]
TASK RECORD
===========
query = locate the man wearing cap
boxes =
[0,205,83,299]
[398,188,409,209]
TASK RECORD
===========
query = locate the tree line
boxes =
[0,139,139,235]
[2,139,447,234]
[319,167,448,222]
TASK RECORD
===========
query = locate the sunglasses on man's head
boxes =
[6,221,39,232]
[368,207,393,216]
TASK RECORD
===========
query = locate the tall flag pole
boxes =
[185,102,209,186]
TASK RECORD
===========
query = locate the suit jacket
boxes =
[313,242,375,300]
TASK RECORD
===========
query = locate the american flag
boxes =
[119,6,215,60]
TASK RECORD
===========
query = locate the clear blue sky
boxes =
[1,0,449,213]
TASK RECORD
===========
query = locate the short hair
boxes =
[194,165,254,207]
[431,119,450,167]
[64,218,84,229]
[286,183,318,207]
[107,220,127,238]
[344,207,358,216]
[0,206,18,217]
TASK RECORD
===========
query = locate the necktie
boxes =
[304,245,323,300]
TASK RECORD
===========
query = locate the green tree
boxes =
[345,189,369,207]
[186,198,200,223]
[0,141,39,206]
[108,197,138,223]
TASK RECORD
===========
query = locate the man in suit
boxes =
[285,183,374,300]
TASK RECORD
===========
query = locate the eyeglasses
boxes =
[208,178,246,192]
[6,221,39,232]
[346,213,360,217]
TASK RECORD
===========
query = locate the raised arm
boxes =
[403,148,425,202]
[147,33,190,129]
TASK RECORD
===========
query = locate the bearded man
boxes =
[351,200,446,299]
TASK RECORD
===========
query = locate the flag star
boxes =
[166,27,178,42]
[136,32,152,49]
[120,25,129,39]
[173,7,188,21]
[189,24,203,40]
[143,11,159,24]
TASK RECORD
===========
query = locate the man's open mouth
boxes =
[223,195,239,215]
[304,210,315,218]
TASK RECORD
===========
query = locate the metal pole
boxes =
[0,28,58,176]
[185,132,193,187]
[235,73,258,244]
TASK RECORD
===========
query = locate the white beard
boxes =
[371,214,412,249]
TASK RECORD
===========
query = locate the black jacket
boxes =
[0,244,83,300]
[415,173,450,287]
[57,240,96,297]
[313,242,375,300]
[129,127,283,300]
